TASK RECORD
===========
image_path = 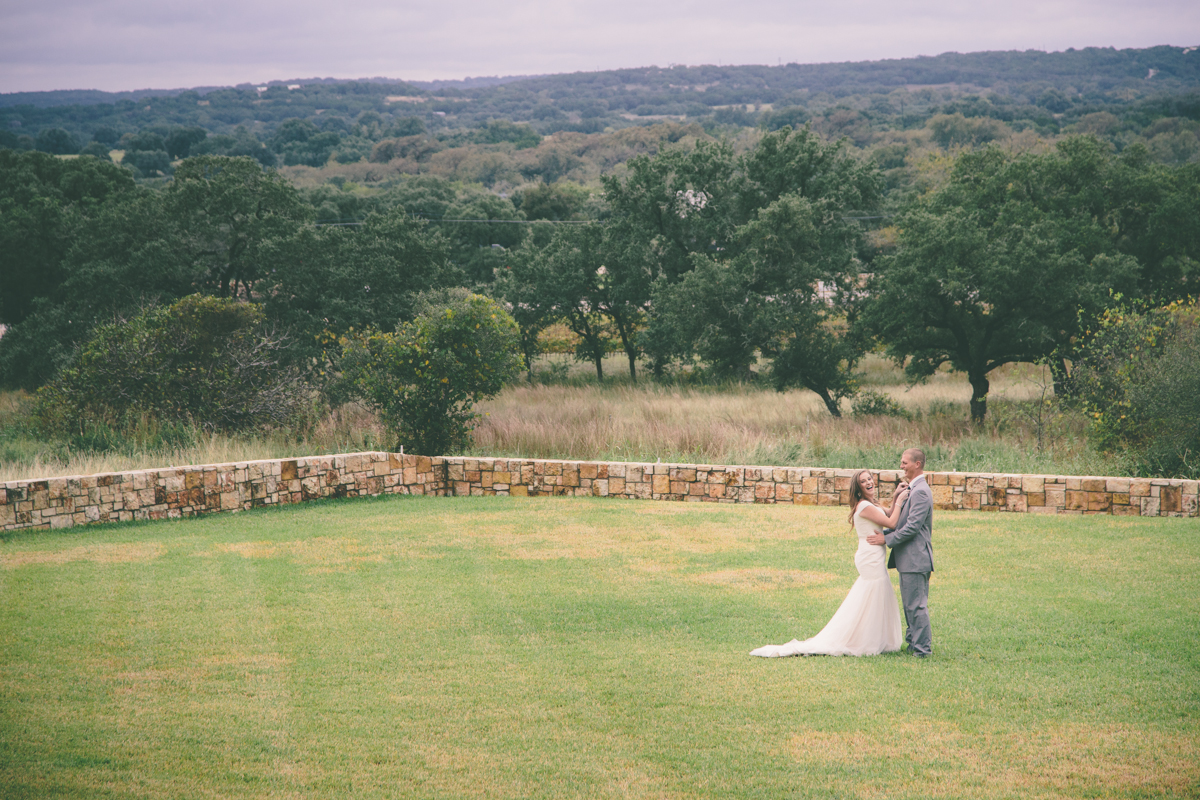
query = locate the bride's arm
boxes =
[858,490,909,529]
[885,481,909,515]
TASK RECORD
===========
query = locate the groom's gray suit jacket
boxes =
[884,475,934,574]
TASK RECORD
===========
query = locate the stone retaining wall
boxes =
[2,453,1196,533]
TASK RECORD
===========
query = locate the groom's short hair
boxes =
[904,448,926,467]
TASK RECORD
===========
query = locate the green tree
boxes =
[608,126,876,408]
[165,126,208,159]
[1072,298,1200,478]
[863,141,1143,423]
[493,224,559,382]
[35,128,77,155]
[34,295,311,435]
[166,155,310,298]
[442,191,525,284]
[337,290,522,454]
[0,150,144,388]
[258,209,459,363]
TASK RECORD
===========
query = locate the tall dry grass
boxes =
[470,357,1123,476]
[0,357,1128,482]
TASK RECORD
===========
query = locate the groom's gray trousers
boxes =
[884,476,934,657]
[898,572,931,656]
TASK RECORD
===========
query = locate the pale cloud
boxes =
[1,0,1196,92]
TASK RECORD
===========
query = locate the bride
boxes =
[750,471,907,657]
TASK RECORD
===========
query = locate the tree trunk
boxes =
[592,351,604,382]
[1050,357,1073,399]
[813,385,842,418]
[969,370,991,424]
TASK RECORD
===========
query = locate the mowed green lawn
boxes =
[1,496,1197,799]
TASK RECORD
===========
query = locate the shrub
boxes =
[336,290,522,455]
[851,389,911,420]
[35,295,312,435]
[1072,298,1200,478]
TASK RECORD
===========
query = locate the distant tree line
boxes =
[2,46,1199,173]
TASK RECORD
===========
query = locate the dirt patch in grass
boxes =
[789,720,1199,797]
[0,541,165,568]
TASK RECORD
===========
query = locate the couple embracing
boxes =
[750,448,934,659]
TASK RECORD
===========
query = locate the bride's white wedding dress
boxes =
[750,500,902,657]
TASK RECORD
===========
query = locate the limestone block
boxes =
[672,468,697,482]
[1141,496,1160,516]
[448,464,465,481]
[633,483,652,499]
[652,475,670,494]
[609,477,626,495]
[817,493,839,506]
[1111,493,1130,505]
[963,493,982,510]
[948,473,966,486]
[1045,488,1066,508]
[929,473,948,485]
[1022,476,1045,493]
[1182,494,1198,516]
[966,478,989,494]
[932,485,955,506]
[1065,491,1088,511]
[801,477,819,495]
[775,483,794,502]
[670,480,688,494]
[1026,492,1046,507]
[1161,486,1182,514]
[593,479,609,497]
[510,485,528,497]
[1065,477,1083,490]
[1007,494,1029,513]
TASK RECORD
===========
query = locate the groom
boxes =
[866,448,934,657]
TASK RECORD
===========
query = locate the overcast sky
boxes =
[2,0,1197,94]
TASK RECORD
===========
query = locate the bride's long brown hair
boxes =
[848,470,870,525]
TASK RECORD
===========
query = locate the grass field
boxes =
[1,496,1196,798]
